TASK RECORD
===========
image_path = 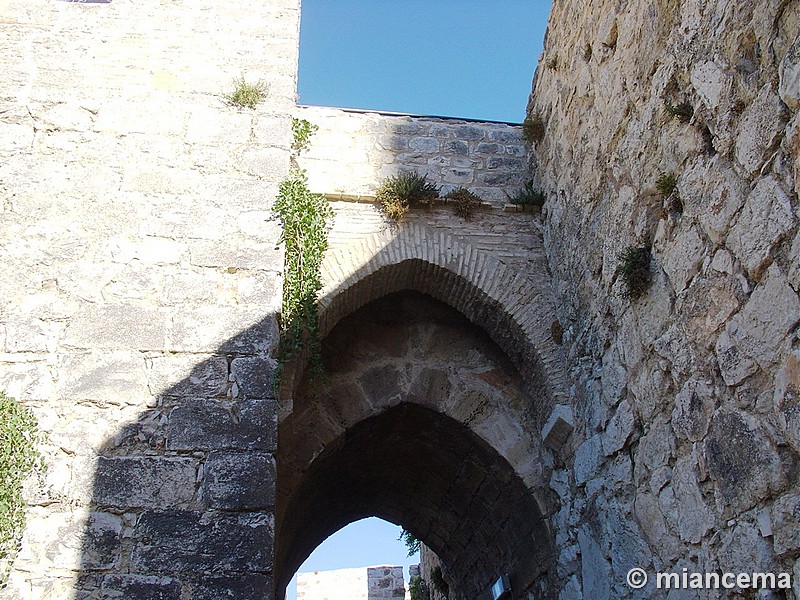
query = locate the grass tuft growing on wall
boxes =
[377,171,439,221]
[444,187,482,220]
[616,245,652,300]
[0,393,40,583]
[506,180,545,208]
[225,77,268,109]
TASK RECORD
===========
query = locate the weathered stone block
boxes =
[408,137,439,153]
[601,400,636,456]
[634,492,681,562]
[231,356,277,399]
[132,510,273,573]
[94,457,197,509]
[728,177,796,278]
[680,157,748,245]
[100,574,182,600]
[734,84,789,177]
[234,145,288,179]
[658,454,715,543]
[147,354,228,398]
[64,305,167,350]
[168,308,279,355]
[408,368,450,409]
[574,434,603,485]
[167,398,276,451]
[455,125,484,140]
[58,350,150,403]
[70,512,121,573]
[774,350,800,453]
[189,239,281,271]
[578,526,610,600]
[705,410,786,515]
[715,329,758,386]
[662,226,705,292]
[671,379,714,442]
[486,156,524,170]
[203,452,275,510]
[722,265,800,373]
[771,492,800,555]
[719,522,776,575]
[541,404,574,449]
[443,140,468,155]
[781,40,800,111]
[359,365,403,408]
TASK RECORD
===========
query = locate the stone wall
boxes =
[297,566,406,600]
[0,0,297,596]
[295,106,527,205]
[528,0,800,597]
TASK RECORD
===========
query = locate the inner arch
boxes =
[277,403,552,599]
[276,291,555,599]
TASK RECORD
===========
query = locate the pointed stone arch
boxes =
[279,220,569,414]
[277,222,568,598]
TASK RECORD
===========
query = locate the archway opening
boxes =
[286,517,418,600]
[276,291,554,599]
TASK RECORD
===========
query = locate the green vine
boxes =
[0,393,41,584]
[275,121,332,383]
[292,118,319,155]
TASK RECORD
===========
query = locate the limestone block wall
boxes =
[0,0,297,597]
[295,106,527,205]
[297,566,406,600]
[528,0,800,597]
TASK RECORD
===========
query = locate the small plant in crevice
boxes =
[291,118,319,155]
[398,527,421,557]
[655,172,677,198]
[551,320,564,345]
[225,77,268,109]
[445,187,482,220]
[377,171,439,221]
[430,566,449,599]
[506,180,545,208]
[522,113,545,144]
[615,245,653,301]
[547,53,559,70]
[0,393,42,584]
[665,100,693,123]
[656,172,683,216]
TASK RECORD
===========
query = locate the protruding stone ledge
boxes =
[541,404,574,450]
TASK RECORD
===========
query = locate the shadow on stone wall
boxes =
[74,313,280,600]
[71,260,562,599]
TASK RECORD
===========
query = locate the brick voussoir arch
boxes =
[314,222,569,406]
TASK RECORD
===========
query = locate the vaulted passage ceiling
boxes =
[276,292,554,599]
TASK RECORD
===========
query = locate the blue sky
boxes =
[287,3,552,598]
[298,0,553,123]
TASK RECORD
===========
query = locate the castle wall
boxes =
[295,105,527,205]
[296,566,406,600]
[528,0,800,597]
[0,0,298,596]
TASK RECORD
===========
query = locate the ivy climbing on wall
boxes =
[274,119,333,383]
[0,392,41,584]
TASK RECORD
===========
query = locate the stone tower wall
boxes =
[528,0,800,597]
[0,0,298,596]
